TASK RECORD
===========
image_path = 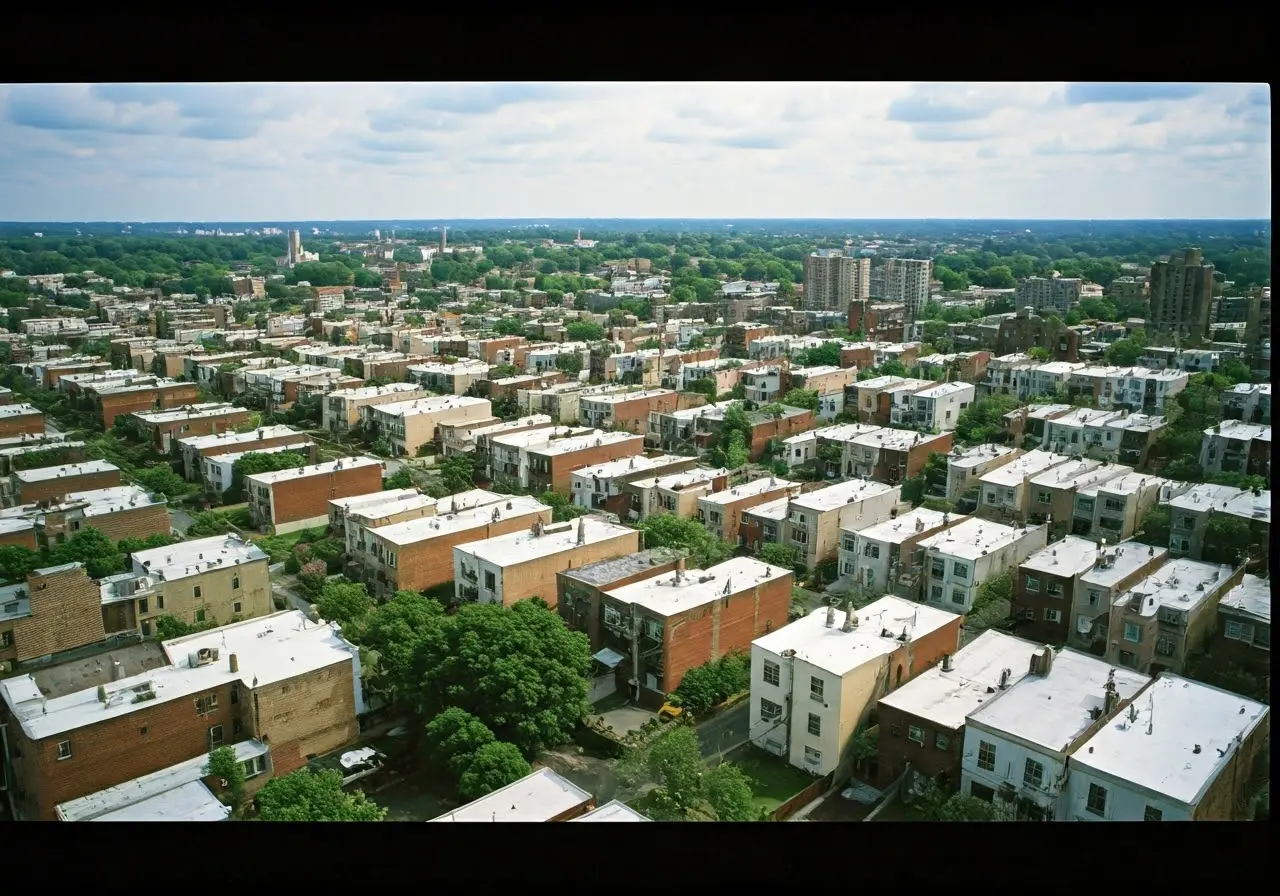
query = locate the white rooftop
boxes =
[856,375,910,391]
[812,423,887,443]
[531,430,640,457]
[572,799,651,822]
[852,429,943,452]
[920,517,1036,561]
[1070,675,1269,807]
[326,382,426,401]
[1115,557,1236,618]
[430,767,592,822]
[949,443,1017,470]
[132,404,243,425]
[744,496,790,522]
[699,476,795,505]
[129,533,268,583]
[967,648,1150,753]
[1219,574,1270,623]
[1204,420,1270,442]
[638,468,727,492]
[792,478,898,513]
[753,598,960,678]
[57,485,164,517]
[353,493,438,522]
[980,450,1070,487]
[1167,483,1248,513]
[370,395,489,418]
[851,507,955,545]
[14,459,118,483]
[606,556,790,617]
[1029,458,1128,492]
[1046,407,1125,428]
[205,444,307,468]
[572,454,680,481]
[371,495,548,547]
[331,488,417,515]
[1022,535,1100,575]
[1079,541,1167,589]
[914,381,973,399]
[879,630,1042,730]
[581,388,673,405]
[0,404,41,419]
[244,455,380,485]
[455,518,635,567]
[0,611,357,741]
[177,425,306,451]
[489,426,585,451]
[435,489,507,514]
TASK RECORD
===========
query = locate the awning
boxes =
[592,648,626,669]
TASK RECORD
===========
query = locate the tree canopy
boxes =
[635,515,731,569]
[254,768,386,821]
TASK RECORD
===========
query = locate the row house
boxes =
[177,425,313,482]
[1068,540,1171,654]
[680,358,762,395]
[618,467,730,524]
[0,405,45,440]
[7,460,122,508]
[699,404,814,462]
[750,598,962,779]
[185,352,255,390]
[946,444,1020,500]
[470,336,527,365]
[1041,407,1123,456]
[579,388,680,435]
[519,382,628,426]
[329,488,423,552]
[1071,471,1170,542]
[847,301,907,343]
[982,353,1037,398]
[431,768,607,823]
[993,306,1080,361]
[0,610,363,821]
[0,437,87,478]
[199,444,313,497]
[976,449,1073,522]
[130,404,251,453]
[784,423,885,478]
[478,373,567,404]
[1206,574,1270,679]
[86,378,201,430]
[486,425,592,487]
[894,382,973,433]
[342,352,430,382]
[646,404,721,453]
[340,490,445,563]
[837,341,877,371]
[366,395,492,457]
[1025,458,1132,537]
[245,456,383,535]
[1221,382,1271,425]
[527,431,646,495]
[569,454,697,514]
[453,517,639,609]
[24,485,170,548]
[322,383,431,436]
[1009,361,1084,401]
[1166,483,1271,561]
[749,335,826,361]
[1198,421,1270,480]
[914,351,991,384]
[32,357,109,390]
[741,366,784,404]
[846,428,953,484]
[838,507,964,599]
[1066,365,1188,412]
[723,323,775,355]
[524,342,590,375]
[698,476,800,546]
[591,348,660,386]
[1137,346,1221,374]
[556,547,687,662]
[458,415,553,462]
[872,342,922,368]
[849,376,935,426]
[920,517,1049,613]
[790,366,857,420]
[407,360,491,395]
[759,479,901,572]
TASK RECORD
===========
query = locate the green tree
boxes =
[361,591,449,700]
[49,527,124,579]
[1137,504,1171,548]
[672,652,750,714]
[384,467,414,490]
[900,473,927,506]
[758,542,803,572]
[134,464,194,499]
[971,569,1014,622]
[493,318,525,336]
[437,454,476,494]
[953,394,1021,445]
[154,614,215,640]
[686,377,718,399]
[564,320,605,342]
[314,581,376,634]
[795,341,841,367]
[779,388,819,411]
[1202,513,1253,565]
[702,763,758,821]
[457,742,532,801]
[1027,346,1050,361]
[205,746,247,818]
[1106,330,1149,367]
[555,353,583,377]
[915,779,1014,821]
[255,768,386,821]
[228,451,308,500]
[0,545,43,583]
[538,490,589,522]
[645,726,708,819]
[422,707,498,776]
[636,515,730,569]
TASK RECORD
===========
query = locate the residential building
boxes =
[1222,382,1271,426]
[28,485,170,547]
[569,454,696,514]
[789,366,857,420]
[698,476,799,545]
[1025,458,1130,536]
[431,768,594,823]
[976,450,1072,522]
[914,351,991,384]
[1041,407,1123,456]
[573,800,651,822]
[365,395,492,457]
[1069,540,1170,654]
[177,425,313,482]
[342,491,442,561]
[994,307,1080,362]
[322,383,432,436]
[783,479,901,572]
[1205,574,1270,678]
[740,367,783,404]
[130,404,252,453]
[849,376,934,426]
[406,360,492,395]
[896,382,973,433]
[1165,483,1268,560]
[739,497,790,557]
[329,487,426,553]
[0,563,112,667]
[1014,276,1083,317]
[960,648,1150,819]
[920,518,1049,613]
[85,378,201,430]
[882,258,932,322]
[520,382,626,426]
[846,429,953,484]
[526,431,646,495]
[444,414,551,458]
[1103,412,1169,468]
[803,251,870,311]
[1071,471,1169,542]
[578,389,679,435]
[646,404,720,453]
[983,353,1038,398]
[847,301,907,343]
[361,496,550,598]
[1104,275,1147,305]
[1002,404,1074,449]
[946,444,1020,500]
[838,507,963,599]
[0,405,45,440]
[97,534,272,638]
[877,630,1041,790]
[0,437,86,478]
[1198,420,1270,479]
[8,460,122,508]
[1011,536,1106,643]
[1148,247,1214,341]
[1106,557,1244,676]
[557,547,687,655]
[1066,365,1188,412]
[0,610,363,821]
[246,456,383,534]
[1064,674,1268,821]
[750,599,961,779]
[453,517,640,609]
[699,404,814,462]
[618,467,730,524]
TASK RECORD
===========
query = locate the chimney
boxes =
[825,604,836,627]
[941,654,954,672]
[229,653,239,673]
[841,601,857,633]
[1102,669,1118,716]
[97,685,109,705]
[576,516,586,545]
[998,668,1011,689]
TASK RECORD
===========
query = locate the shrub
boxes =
[673,651,750,715]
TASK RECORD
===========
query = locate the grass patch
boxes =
[722,744,816,813]
[211,505,253,529]
[253,526,327,564]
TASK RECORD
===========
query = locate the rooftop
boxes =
[177,425,307,451]
[851,507,956,544]
[371,496,548,547]
[1219,574,1270,623]
[132,404,244,425]
[1104,413,1167,434]
[561,547,687,588]
[0,404,41,419]
[0,611,358,741]
[1070,675,1269,807]
[571,454,681,481]
[792,478,899,513]
[581,388,673,405]
[430,767,593,822]
[980,450,1071,488]
[1079,541,1167,589]
[698,476,795,506]
[813,423,887,444]
[129,533,268,584]
[743,496,790,522]
[331,488,418,515]
[606,556,791,617]
[1115,557,1236,618]
[244,455,381,485]
[1089,471,1166,498]
[949,443,1018,470]
[753,598,960,677]
[914,382,974,399]
[352,492,438,522]
[1029,458,1128,492]
[879,630,1042,730]
[28,642,170,700]
[967,647,1150,754]
[369,395,489,419]
[455,517,636,567]
[571,800,651,822]
[856,375,911,391]
[1045,407,1125,429]
[435,489,507,514]
[1168,483,1249,514]
[14,459,119,483]
[327,382,427,401]
[641,468,727,493]
[530,430,641,457]
[852,428,945,452]
[920,517,1037,561]
[1022,535,1101,575]
[54,485,165,517]
[490,426,586,451]
[1204,420,1270,441]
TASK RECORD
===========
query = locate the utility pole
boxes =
[781,648,797,761]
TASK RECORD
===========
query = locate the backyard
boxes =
[722,744,817,815]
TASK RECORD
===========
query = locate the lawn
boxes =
[723,745,817,813]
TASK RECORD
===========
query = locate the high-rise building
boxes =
[1148,247,1214,341]
[802,250,870,311]
[1014,276,1084,318]
[882,258,932,323]
[286,229,302,268]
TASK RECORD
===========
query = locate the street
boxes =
[698,700,750,764]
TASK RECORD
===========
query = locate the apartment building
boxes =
[130,404,252,453]
[1222,382,1271,426]
[1014,276,1084,316]
[839,506,962,598]
[1063,674,1268,822]
[0,563,113,667]
[1148,247,1214,341]
[698,476,799,546]
[177,425,313,482]
[982,353,1037,398]
[750,599,961,779]
[1199,420,1270,479]
[328,487,423,552]
[322,383,432,435]
[361,495,550,598]
[894,382,973,433]
[854,377,936,427]
[782,479,901,572]
[882,258,932,322]
[1067,541,1170,654]
[0,438,82,481]
[246,456,383,534]
[518,382,613,425]
[723,323,775,355]
[365,395,492,457]
[680,358,761,395]
[741,367,784,404]
[31,485,170,546]
[1026,458,1130,536]
[876,630,1041,790]
[342,491,441,561]
[97,534,272,638]
[599,556,792,706]
[645,404,720,453]
[557,547,686,655]
[976,449,1072,522]
[700,404,814,462]
[1066,365,1188,412]
[526,431,646,495]
[0,610,363,821]
[789,366,857,420]
[946,444,1020,500]
[1166,483,1270,560]
[847,301,907,343]
[579,389,679,435]
[406,360,491,395]
[618,467,730,524]
[86,378,201,430]
[846,429,952,485]
[0,405,45,440]
[8,460,122,508]
[960,648,1150,820]
[481,372,566,404]
[453,517,640,609]
[994,307,1080,362]
[1207,574,1270,677]
[1010,536,1108,643]
[569,454,696,514]
[486,425,589,487]
[914,351,991,385]
[1071,471,1169,542]
[803,251,870,311]
[458,415,552,460]
[920,518,1049,613]
[1106,557,1244,676]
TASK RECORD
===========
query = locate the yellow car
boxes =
[658,696,684,721]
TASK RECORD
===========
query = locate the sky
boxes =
[0,81,1270,222]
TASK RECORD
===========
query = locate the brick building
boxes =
[846,429,953,484]
[1202,574,1270,680]
[366,395,493,457]
[847,301,907,343]
[321,383,432,436]
[177,425,314,482]
[91,380,202,430]
[618,467,731,523]
[0,438,87,477]
[35,486,171,547]
[557,547,687,654]
[8,460,122,507]
[0,610,363,821]
[245,456,383,534]
[130,404,252,453]
[578,389,680,435]
[848,376,934,426]
[697,476,800,546]
[699,405,815,462]
[0,405,45,440]
[0,563,108,667]
[569,454,698,516]
[525,431,646,495]
[995,307,1080,361]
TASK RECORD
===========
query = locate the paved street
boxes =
[698,700,750,764]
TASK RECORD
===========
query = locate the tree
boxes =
[555,353,583,377]
[154,614,215,640]
[48,527,124,579]
[361,591,449,700]
[686,377,718,399]
[255,768,386,821]
[793,341,841,367]
[1106,330,1149,367]
[437,454,476,494]
[900,473,927,506]
[645,726,707,819]
[953,394,1021,445]
[1027,346,1050,361]
[0,545,43,583]
[564,320,605,342]
[134,464,194,499]
[205,746,246,818]
[493,317,525,336]
[780,389,819,411]
[385,468,414,490]
[702,763,758,821]
[971,569,1013,623]
[1136,504,1171,548]
[673,652,750,714]
[1203,512,1253,565]
[314,581,376,634]
[422,707,497,776]
[915,779,1014,821]
[228,451,308,500]
[758,542,803,572]
[457,741,532,801]
[538,490,588,522]
[636,514,730,569]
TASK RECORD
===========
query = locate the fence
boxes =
[772,771,834,821]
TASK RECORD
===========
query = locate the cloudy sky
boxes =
[0,82,1269,222]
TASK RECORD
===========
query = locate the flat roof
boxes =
[919,517,1035,561]
[1079,541,1167,589]
[1085,471,1165,498]
[1204,420,1270,441]
[879,630,1042,730]
[753,598,960,678]
[967,648,1150,753]
[455,518,635,567]
[203,444,308,468]
[581,388,673,404]
[489,426,584,450]
[0,611,356,741]
[177,425,306,451]
[637,468,727,492]
[245,455,380,485]
[606,556,791,616]
[562,547,687,588]
[331,488,418,515]
[0,404,41,418]
[1168,483,1247,513]
[132,404,244,424]
[1022,534,1100,575]
[369,395,489,418]
[431,767,592,822]
[980,450,1070,487]
[1219,574,1270,623]
[371,495,548,546]
[698,476,794,506]
[1029,459,1128,492]
[326,382,426,401]
[572,799,651,822]
[852,429,946,452]
[352,492,438,522]
[851,507,956,544]
[792,478,898,513]
[1114,557,1236,618]
[949,444,1017,470]
[468,416,553,439]
[1070,675,1269,807]
[435,489,507,514]
[856,375,910,390]
[1104,413,1167,434]
[813,423,887,443]
[913,382,974,399]
[571,454,682,481]
[1045,407,1125,429]
[14,459,119,483]
[743,496,790,522]
[129,533,268,584]
[529,430,641,457]
[58,485,165,517]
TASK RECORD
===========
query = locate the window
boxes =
[930,585,942,601]
[195,693,218,715]
[760,698,782,722]
[232,576,240,590]
[157,596,164,610]
[952,562,969,580]
[141,620,151,637]
[1156,637,1176,657]
[1086,783,1108,817]
[977,740,996,771]
[803,746,822,765]
[1037,490,1052,505]
[807,713,822,736]
[907,725,924,745]
[1224,620,1256,642]
[762,660,780,686]
[864,544,880,559]
[1044,609,1062,623]
[951,589,966,605]
[194,586,202,599]
[1023,758,1045,790]
[603,606,621,627]
[1119,649,1138,669]
[243,755,268,778]
[935,732,951,751]
[1143,805,1163,822]
[57,740,72,760]
[985,489,997,505]
[140,727,148,735]
[644,618,663,640]
[1123,623,1142,643]
[1046,581,1064,597]
[483,571,496,591]
[230,685,239,705]
[137,597,148,614]
[208,725,224,747]
[1,630,13,649]
[1026,576,1041,592]
[233,718,244,735]
[232,601,242,615]
[1087,589,1100,606]
[196,609,206,623]
[809,676,824,702]
[930,559,945,578]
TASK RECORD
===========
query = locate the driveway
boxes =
[698,700,750,764]
[595,704,655,738]
[169,506,197,537]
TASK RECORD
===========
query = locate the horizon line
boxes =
[0,217,1271,225]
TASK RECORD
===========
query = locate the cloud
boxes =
[887,93,995,124]
[5,86,167,135]
[1032,140,1147,157]
[1131,111,1164,126]
[357,135,438,155]
[912,125,995,142]
[976,147,998,159]
[181,118,264,141]
[1063,82,1205,105]
[413,82,575,116]
[712,134,788,150]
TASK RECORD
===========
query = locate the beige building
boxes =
[1026,458,1131,538]
[803,251,871,311]
[322,383,432,435]
[1071,471,1171,543]
[977,449,1073,522]
[407,360,491,395]
[619,468,730,523]
[945,444,1021,500]
[365,395,492,457]
[98,534,272,637]
[882,258,932,322]
[781,479,903,572]
[698,476,800,546]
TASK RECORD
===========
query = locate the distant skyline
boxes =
[0,82,1270,221]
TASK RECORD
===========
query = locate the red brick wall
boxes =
[146,410,251,451]
[1010,568,1074,644]
[0,526,38,550]
[42,503,171,545]
[840,345,875,370]
[557,557,683,652]
[11,564,108,663]
[746,412,814,461]
[536,436,645,494]
[18,469,121,504]
[267,464,383,528]
[250,662,359,776]
[611,393,680,435]
[8,444,87,473]
[384,508,553,594]
[479,337,525,364]
[0,412,46,439]
[709,484,795,545]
